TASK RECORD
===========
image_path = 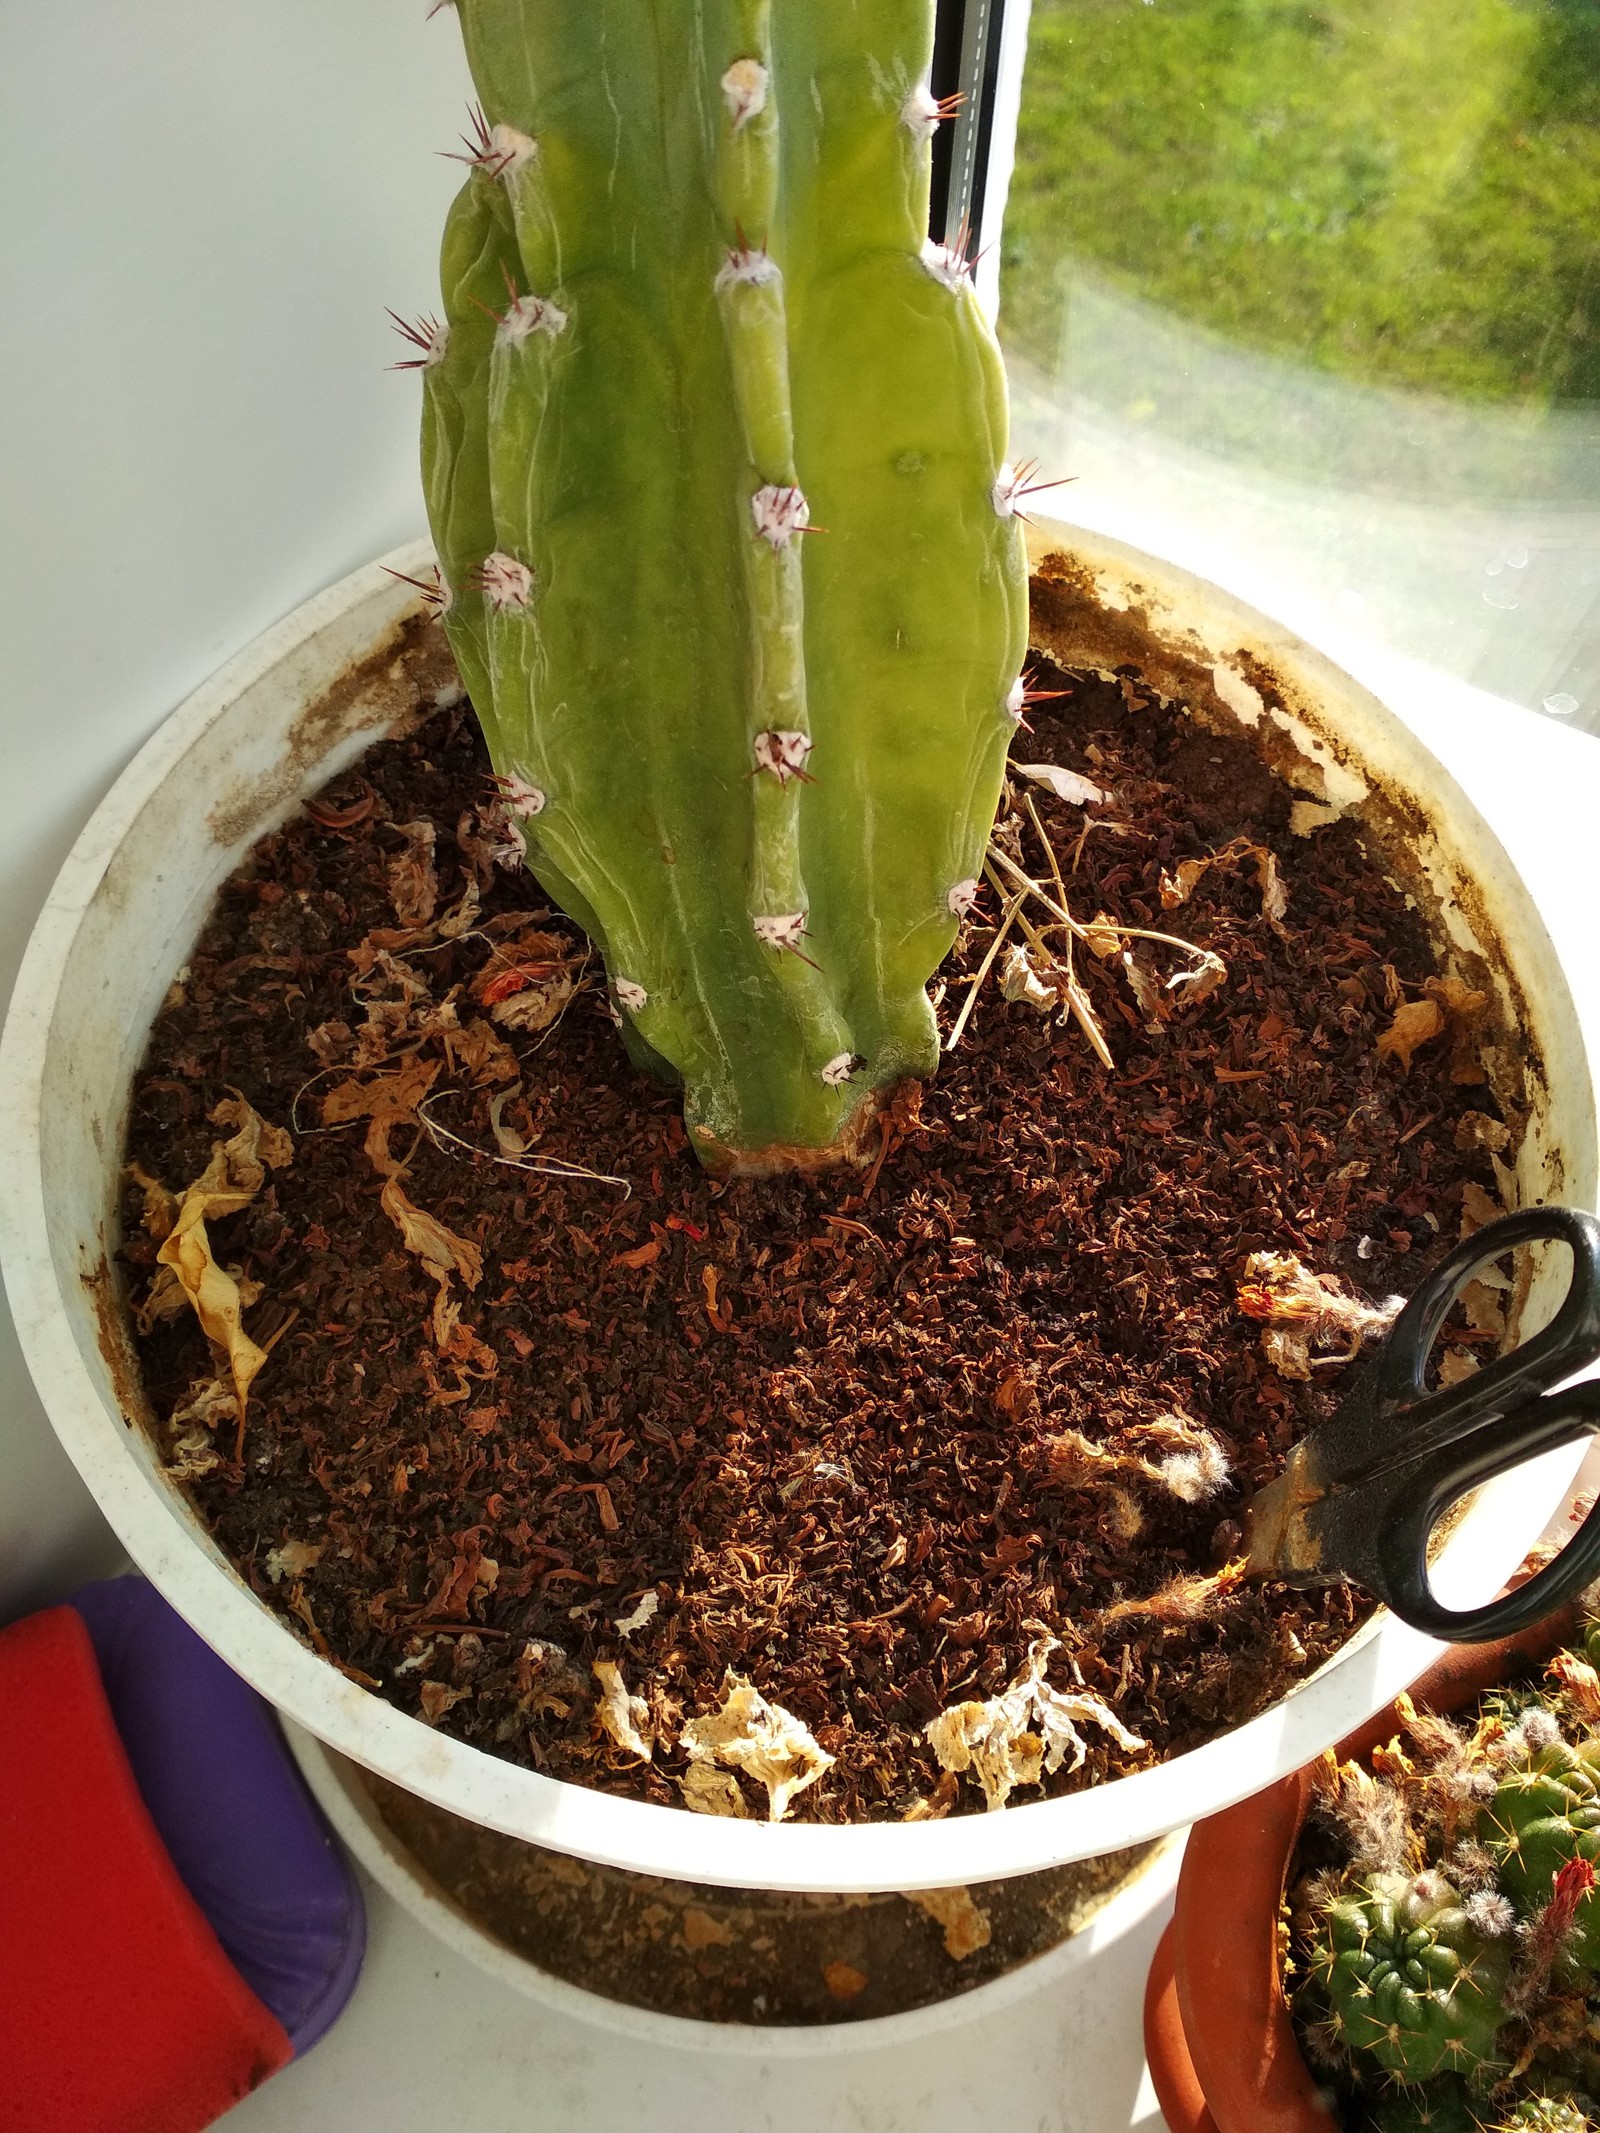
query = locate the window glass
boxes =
[1001,0,1600,728]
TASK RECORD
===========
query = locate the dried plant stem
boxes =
[415,1093,631,1195]
[986,844,1216,967]
[942,885,1027,1053]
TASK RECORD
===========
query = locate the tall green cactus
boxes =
[413,0,1028,1170]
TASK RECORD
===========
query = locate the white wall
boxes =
[0,1,472,1616]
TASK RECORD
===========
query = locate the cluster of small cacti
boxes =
[1289,1619,1600,2130]
[407,0,1029,1172]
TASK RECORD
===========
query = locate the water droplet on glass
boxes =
[1505,546,1529,570]
[1482,585,1520,610]
[1543,692,1579,718]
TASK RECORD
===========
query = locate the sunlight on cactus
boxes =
[413,0,1028,1171]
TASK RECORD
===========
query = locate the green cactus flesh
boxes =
[419,0,1028,1169]
[1372,2079,1486,2132]
[1479,1741,1600,1968]
[1311,1872,1512,2087]
[1496,2103,1599,2133]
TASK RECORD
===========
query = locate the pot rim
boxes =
[286,1719,1183,2055]
[1,530,1594,1891]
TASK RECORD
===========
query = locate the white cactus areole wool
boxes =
[752,912,808,951]
[1005,676,1026,722]
[496,292,567,348]
[820,1051,857,1087]
[714,243,783,294]
[947,878,980,918]
[900,82,943,142]
[720,57,768,129]
[753,729,813,784]
[487,122,537,177]
[614,978,648,1013]
[499,773,546,817]
[477,552,533,612]
[991,464,1021,519]
[919,239,974,294]
[750,485,810,550]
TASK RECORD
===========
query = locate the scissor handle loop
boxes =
[1374,1382,1600,1641]
[1375,1207,1600,1431]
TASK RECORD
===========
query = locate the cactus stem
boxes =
[992,457,1075,523]
[470,552,533,611]
[947,878,982,918]
[821,1051,859,1086]
[386,310,450,370]
[752,730,814,785]
[382,562,453,617]
[614,979,648,1014]
[721,58,768,130]
[750,484,814,549]
[901,84,965,141]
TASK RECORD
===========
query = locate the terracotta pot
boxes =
[1145,1615,1579,2133]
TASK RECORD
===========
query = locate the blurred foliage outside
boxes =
[1001,0,1600,406]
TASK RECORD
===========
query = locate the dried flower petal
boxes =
[593,1658,653,1760]
[680,1673,833,1822]
[924,1638,1145,1811]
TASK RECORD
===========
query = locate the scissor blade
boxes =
[1242,1437,1342,1588]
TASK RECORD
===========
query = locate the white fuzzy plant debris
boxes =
[924,1638,1147,1812]
[680,1673,834,1822]
[1238,1251,1402,1378]
[1045,1414,1232,1507]
[592,1658,653,1760]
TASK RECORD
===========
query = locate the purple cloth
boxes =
[68,1575,365,2056]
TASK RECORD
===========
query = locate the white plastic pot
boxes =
[2,525,1595,1894]
[284,1721,1183,2051]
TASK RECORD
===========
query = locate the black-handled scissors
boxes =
[1242,1207,1600,1642]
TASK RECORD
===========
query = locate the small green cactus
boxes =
[411,0,1028,1171]
[1309,1870,1513,2087]
[1494,2099,1598,2132]
[1480,1733,1600,1970]
[1372,2077,1485,2131]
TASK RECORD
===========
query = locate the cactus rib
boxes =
[417,0,1026,1169]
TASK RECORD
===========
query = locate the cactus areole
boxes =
[419,0,1028,1173]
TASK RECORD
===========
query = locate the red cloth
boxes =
[0,1606,292,2132]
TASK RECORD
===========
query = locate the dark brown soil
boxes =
[121,641,1510,1824]
[362,1769,1161,2023]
